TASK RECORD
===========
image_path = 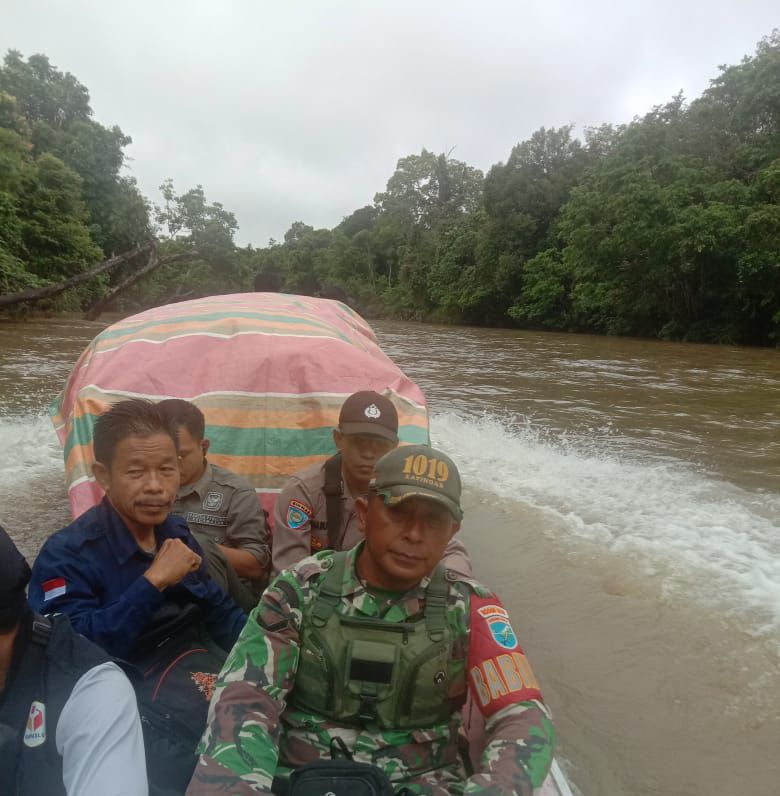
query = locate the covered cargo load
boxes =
[50,292,429,521]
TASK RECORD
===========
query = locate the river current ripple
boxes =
[1,316,779,796]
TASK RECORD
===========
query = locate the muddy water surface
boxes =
[1,316,778,795]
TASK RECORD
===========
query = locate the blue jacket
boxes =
[29,498,246,659]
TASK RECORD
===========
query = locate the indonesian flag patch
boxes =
[42,577,67,602]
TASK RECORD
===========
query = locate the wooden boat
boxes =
[50,292,576,796]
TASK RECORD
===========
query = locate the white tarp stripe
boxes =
[64,384,428,411]
[68,475,95,490]
[92,329,349,356]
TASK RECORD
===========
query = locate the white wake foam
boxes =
[3,409,779,636]
[0,413,63,487]
[430,410,780,636]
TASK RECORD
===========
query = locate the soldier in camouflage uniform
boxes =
[188,445,555,796]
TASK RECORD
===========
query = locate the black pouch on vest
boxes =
[286,759,396,796]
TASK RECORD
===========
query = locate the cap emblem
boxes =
[402,452,450,486]
[364,404,381,419]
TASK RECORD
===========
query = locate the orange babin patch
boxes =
[469,652,542,715]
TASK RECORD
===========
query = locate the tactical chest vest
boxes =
[290,552,467,730]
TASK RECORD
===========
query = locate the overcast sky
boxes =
[2,1,777,246]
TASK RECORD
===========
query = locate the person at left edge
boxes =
[0,525,148,796]
[28,398,246,661]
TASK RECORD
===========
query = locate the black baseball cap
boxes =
[371,444,463,521]
[338,391,399,444]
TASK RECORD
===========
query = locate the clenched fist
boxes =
[144,538,202,591]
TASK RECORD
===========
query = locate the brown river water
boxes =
[1,316,779,796]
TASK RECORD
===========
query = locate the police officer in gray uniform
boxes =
[272,390,471,576]
[159,399,270,611]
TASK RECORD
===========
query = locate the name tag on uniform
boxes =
[186,512,229,527]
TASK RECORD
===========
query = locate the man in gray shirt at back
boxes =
[159,399,270,611]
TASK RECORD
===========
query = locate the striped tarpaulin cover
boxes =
[49,292,429,523]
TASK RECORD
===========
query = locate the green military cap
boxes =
[370,444,463,521]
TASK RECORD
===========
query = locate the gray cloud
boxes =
[2,1,776,245]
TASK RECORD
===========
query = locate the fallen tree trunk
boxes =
[0,243,153,308]
[83,249,195,320]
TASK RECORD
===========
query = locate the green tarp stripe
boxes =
[63,416,428,461]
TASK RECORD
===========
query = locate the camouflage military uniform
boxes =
[188,545,555,796]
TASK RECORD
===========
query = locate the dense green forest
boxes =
[1,34,778,344]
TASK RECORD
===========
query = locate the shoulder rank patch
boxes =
[287,499,312,530]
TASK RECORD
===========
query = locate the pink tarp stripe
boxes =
[54,337,424,417]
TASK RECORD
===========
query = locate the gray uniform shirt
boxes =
[271,460,472,576]
[172,462,270,568]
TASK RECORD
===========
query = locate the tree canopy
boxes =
[1,34,778,344]
[256,33,779,344]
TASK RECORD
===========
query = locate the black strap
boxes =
[0,615,51,794]
[329,736,353,760]
[323,454,343,550]
[423,567,448,641]
[30,614,53,647]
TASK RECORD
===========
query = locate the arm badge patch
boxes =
[468,594,542,715]
[286,499,312,530]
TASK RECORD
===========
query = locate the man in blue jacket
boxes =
[29,398,247,794]
[29,398,246,659]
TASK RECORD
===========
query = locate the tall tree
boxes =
[0,50,150,260]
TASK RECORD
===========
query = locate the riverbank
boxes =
[3,301,780,352]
